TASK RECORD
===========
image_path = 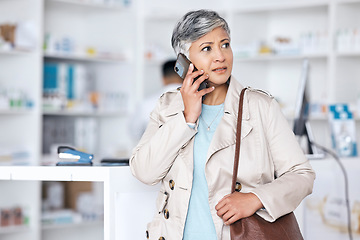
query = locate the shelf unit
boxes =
[42,0,136,159]
[1,0,135,240]
[1,0,360,239]
[0,1,43,239]
[0,0,42,165]
[40,2,135,239]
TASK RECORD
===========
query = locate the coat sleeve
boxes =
[129,96,196,186]
[250,98,316,222]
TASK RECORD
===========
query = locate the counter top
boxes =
[1,157,359,182]
[0,165,128,182]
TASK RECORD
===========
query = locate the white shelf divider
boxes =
[0,49,35,56]
[42,110,126,117]
[0,225,30,235]
[234,53,328,62]
[44,53,128,64]
[46,0,125,10]
[42,219,103,231]
[336,51,360,57]
[232,0,329,13]
[0,109,34,115]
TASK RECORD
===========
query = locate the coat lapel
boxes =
[207,77,253,160]
[157,79,253,162]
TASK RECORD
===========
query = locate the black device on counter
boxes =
[100,158,129,166]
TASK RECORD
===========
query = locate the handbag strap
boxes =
[231,87,247,193]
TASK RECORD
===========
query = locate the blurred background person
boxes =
[129,59,183,142]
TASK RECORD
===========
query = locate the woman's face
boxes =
[188,27,233,87]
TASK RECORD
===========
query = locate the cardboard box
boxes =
[64,182,92,210]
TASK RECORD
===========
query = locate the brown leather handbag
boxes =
[230,88,303,240]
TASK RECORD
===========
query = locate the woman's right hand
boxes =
[180,63,215,123]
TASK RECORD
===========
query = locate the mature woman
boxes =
[130,9,315,240]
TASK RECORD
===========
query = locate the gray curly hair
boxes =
[171,10,230,58]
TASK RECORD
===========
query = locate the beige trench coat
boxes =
[130,77,315,240]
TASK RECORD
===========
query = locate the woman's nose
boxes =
[213,48,225,62]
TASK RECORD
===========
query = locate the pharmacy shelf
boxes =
[143,12,182,21]
[44,53,128,64]
[145,58,173,65]
[336,0,360,4]
[42,110,126,117]
[336,51,360,57]
[141,1,229,20]
[285,114,326,121]
[0,109,34,115]
[42,219,103,230]
[0,49,35,56]
[307,115,360,121]
[233,0,329,13]
[0,0,134,240]
[46,0,126,10]
[234,53,328,62]
[0,225,30,235]
[286,113,360,121]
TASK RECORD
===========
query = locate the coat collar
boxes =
[160,76,253,160]
[207,76,252,160]
[223,76,250,121]
[162,76,250,120]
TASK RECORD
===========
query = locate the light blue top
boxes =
[183,103,224,240]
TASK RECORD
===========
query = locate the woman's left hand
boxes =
[215,192,263,225]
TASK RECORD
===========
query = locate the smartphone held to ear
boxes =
[174,53,208,91]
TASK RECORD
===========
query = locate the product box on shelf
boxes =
[328,104,358,157]
[0,21,38,51]
[0,146,31,166]
[41,181,103,226]
[0,206,28,228]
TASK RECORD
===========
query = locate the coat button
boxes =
[146,230,149,239]
[235,182,242,192]
[169,180,175,190]
[163,209,169,219]
[159,237,165,240]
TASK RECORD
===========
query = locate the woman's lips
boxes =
[212,67,227,73]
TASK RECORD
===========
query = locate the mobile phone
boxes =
[174,53,208,91]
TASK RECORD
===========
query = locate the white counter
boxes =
[0,166,123,181]
[2,158,359,240]
[301,157,360,240]
[0,166,160,240]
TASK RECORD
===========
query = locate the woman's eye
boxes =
[222,42,230,48]
[202,46,211,52]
